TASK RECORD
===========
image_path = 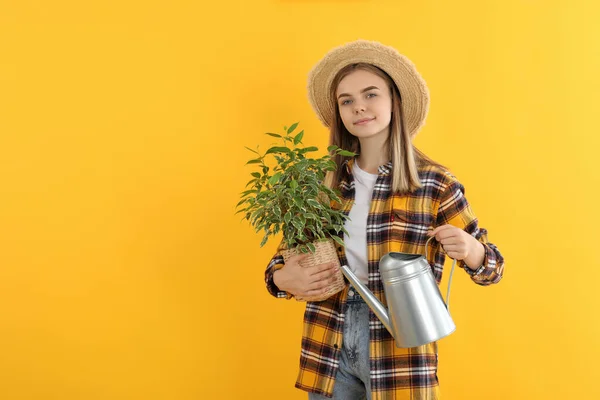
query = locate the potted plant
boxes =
[236,122,356,301]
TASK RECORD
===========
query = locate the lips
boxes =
[354,117,375,125]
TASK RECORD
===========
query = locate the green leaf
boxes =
[299,146,318,154]
[337,150,356,157]
[298,214,306,225]
[305,213,318,220]
[246,159,262,165]
[268,172,282,185]
[329,192,341,204]
[251,209,263,222]
[291,219,304,231]
[327,145,339,152]
[306,199,321,208]
[314,219,323,230]
[332,235,345,248]
[290,180,298,190]
[251,172,261,178]
[287,122,299,134]
[265,146,291,155]
[265,132,282,138]
[284,211,292,224]
[240,189,258,197]
[244,146,259,154]
[293,130,304,145]
[260,233,269,247]
[307,242,316,253]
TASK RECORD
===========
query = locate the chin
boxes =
[348,125,384,138]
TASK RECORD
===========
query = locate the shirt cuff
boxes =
[460,242,492,277]
[265,260,293,299]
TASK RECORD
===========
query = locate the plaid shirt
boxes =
[264,159,505,399]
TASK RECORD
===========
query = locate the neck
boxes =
[356,132,390,174]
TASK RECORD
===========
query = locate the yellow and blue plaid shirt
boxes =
[265,158,504,399]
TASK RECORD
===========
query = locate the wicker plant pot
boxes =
[279,238,346,302]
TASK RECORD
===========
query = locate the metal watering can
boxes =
[340,236,457,348]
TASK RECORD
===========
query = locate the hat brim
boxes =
[307,40,430,137]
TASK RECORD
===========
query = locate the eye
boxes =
[340,93,376,106]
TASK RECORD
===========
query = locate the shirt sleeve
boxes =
[435,176,505,286]
[264,251,294,299]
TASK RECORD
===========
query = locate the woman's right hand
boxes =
[273,253,340,299]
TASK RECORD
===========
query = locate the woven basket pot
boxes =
[279,238,346,302]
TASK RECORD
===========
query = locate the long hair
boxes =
[323,63,444,194]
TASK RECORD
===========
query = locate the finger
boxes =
[439,235,461,245]
[440,244,459,252]
[436,229,461,242]
[304,285,331,298]
[429,224,452,236]
[310,274,337,290]
[309,267,337,283]
[307,262,337,276]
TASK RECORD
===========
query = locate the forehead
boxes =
[335,69,388,95]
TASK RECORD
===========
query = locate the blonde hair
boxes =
[324,63,443,194]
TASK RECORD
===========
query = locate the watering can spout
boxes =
[340,265,392,334]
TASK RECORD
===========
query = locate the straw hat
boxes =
[307,39,430,137]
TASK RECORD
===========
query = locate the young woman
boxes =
[265,40,505,400]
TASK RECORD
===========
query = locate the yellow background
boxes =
[1,1,599,399]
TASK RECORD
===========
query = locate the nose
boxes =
[353,102,366,113]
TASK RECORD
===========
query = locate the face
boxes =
[335,69,393,139]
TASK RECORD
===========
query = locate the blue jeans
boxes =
[308,286,371,400]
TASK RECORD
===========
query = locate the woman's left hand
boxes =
[427,225,485,269]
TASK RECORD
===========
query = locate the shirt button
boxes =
[348,290,354,296]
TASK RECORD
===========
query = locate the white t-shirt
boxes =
[343,160,378,285]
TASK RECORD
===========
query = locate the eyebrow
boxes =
[337,86,380,100]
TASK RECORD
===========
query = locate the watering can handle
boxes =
[425,235,457,312]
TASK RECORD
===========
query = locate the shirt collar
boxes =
[343,158,392,176]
